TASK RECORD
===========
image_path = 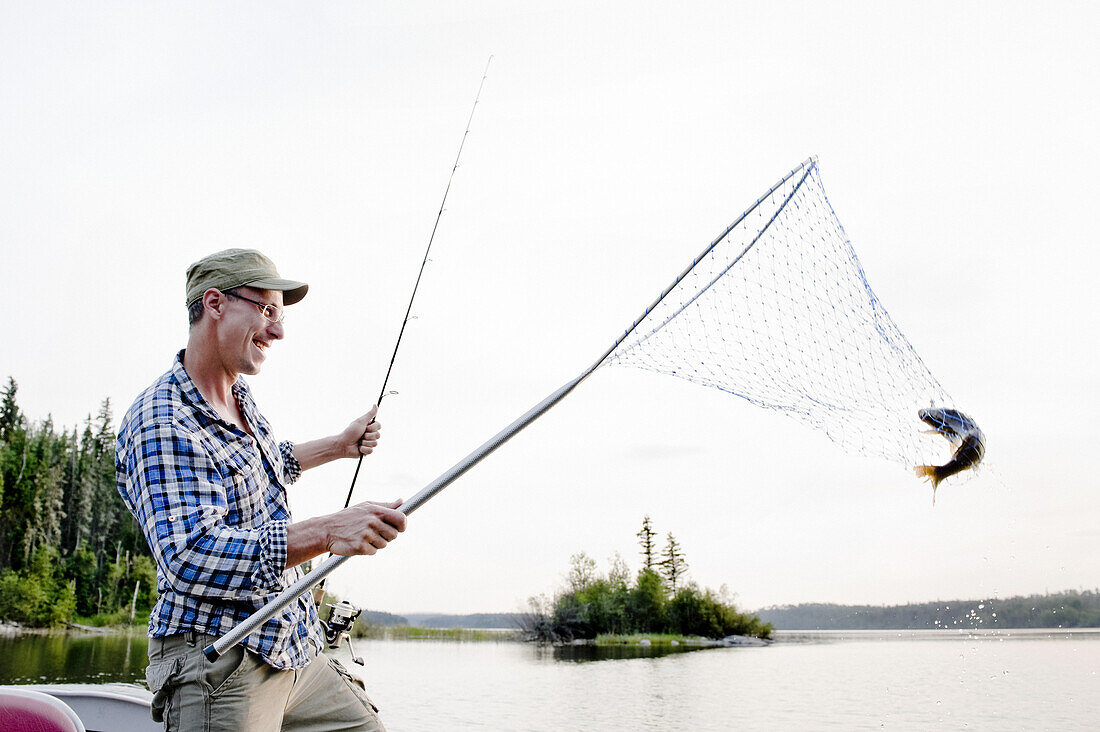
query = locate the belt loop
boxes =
[185,630,198,647]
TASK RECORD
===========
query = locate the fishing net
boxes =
[605,158,955,469]
[217,157,979,650]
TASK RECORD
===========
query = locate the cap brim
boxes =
[246,278,309,306]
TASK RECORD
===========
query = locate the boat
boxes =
[0,683,155,732]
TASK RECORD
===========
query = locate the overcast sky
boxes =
[1,1,1097,616]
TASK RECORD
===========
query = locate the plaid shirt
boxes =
[116,351,323,670]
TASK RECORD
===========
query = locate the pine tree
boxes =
[660,532,689,593]
[0,377,25,521]
[69,418,95,551]
[59,427,80,554]
[636,515,656,572]
[0,382,33,570]
[25,461,64,563]
[88,399,117,561]
[0,377,21,444]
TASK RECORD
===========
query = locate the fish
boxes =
[914,407,986,496]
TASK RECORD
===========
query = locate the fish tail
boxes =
[914,464,943,489]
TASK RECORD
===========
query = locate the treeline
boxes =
[755,589,1100,630]
[403,613,520,629]
[0,378,155,627]
[522,516,772,642]
[359,609,410,627]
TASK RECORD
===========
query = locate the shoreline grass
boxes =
[354,625,519,642]
[593,633,717,647]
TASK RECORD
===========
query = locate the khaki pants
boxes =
[146,632,386,732]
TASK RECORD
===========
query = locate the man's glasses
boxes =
[224,291,285,323]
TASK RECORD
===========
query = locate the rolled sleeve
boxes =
[279,440,302,484]
[256,518,289,588]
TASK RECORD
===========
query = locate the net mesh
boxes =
[605,158,955,469]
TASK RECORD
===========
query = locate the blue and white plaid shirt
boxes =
[116,351,323,670]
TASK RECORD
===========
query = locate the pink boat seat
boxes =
[0,687,86,732]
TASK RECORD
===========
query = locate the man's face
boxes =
[218,287,285,376]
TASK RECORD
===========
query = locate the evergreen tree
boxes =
[636,515,656,572]
[22,417,66,563]
[69,418,95,551]
[0,377,18,515]
[0,397,33,570]
[0,377,21,444]
[59,427,80,554]
[25,461,65,563]
[87,399,117,561]
[660,532,688,593]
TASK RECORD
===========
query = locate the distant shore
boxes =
[0,619,145,637]
[370,590,1100,634]
[356,625,518,642]
[753,589,1100,630]
[7,586,1097,638]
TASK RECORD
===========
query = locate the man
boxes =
[116,248,407,731]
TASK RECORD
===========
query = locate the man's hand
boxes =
[335,405,382,459]
[291,406,382,472]
[285,498,407,568]
[325,499,407,556]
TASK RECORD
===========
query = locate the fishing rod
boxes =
[341,55,493,513]
[312,58,492,657]
[204,157,818,663]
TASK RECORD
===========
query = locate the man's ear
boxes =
[202,289,228,321]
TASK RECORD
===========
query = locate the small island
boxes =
[516,516,773,646]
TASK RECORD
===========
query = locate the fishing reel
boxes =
[321,600,365,666]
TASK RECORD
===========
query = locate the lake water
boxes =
[1,629,1097,730]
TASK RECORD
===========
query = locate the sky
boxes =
[1,1,1097,616]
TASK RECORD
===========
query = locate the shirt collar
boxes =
[171,349,253,428]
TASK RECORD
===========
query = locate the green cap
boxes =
[185,249,308,307]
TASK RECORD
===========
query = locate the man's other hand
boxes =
[336,405,382,458]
